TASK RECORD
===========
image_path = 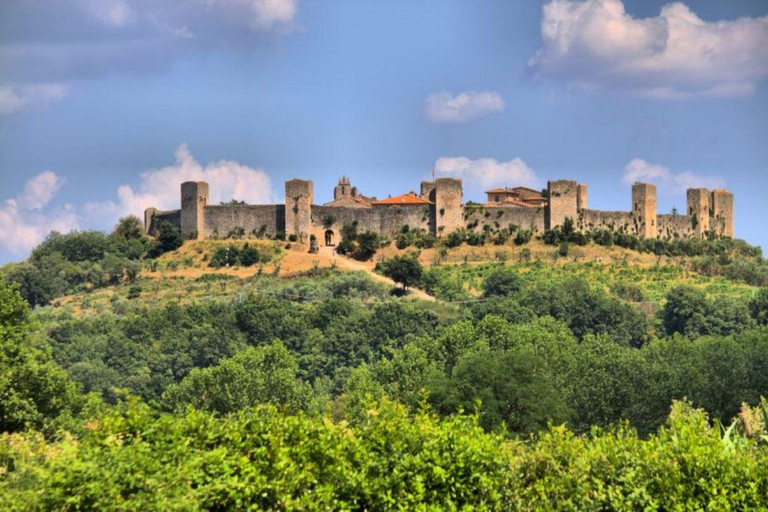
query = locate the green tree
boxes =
[750,288,768,325]
[163,342,316,414]
[662,286,751,337]
[112,215,145,240]
[0,281,82,434]
[149,222,184,257]
[354,231,380,261]
[378,254,423,291]
[430,347,571,433]
[481,267,523,298]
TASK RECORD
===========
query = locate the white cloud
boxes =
[434,156,540,199]
[530,0,768,98]
[85,144,275,228]
[18,171,67,210]
[0,84,69,115]
[425,91,505,123]
[622,158,726,193]
[0,146,276,260]
[0,173,79,257]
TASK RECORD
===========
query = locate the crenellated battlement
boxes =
[144,177,735,245]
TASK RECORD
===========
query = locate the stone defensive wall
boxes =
[464,205,546,233]
[310,204,432,246]
[144,209,180,236]
[144,178,734,245]
[577,210,634,234]
[203,205,285,239]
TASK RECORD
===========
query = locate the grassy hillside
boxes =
[47,236,759,316]
[2,225,768,508]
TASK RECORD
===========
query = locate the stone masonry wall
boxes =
[657,214,696,239]
[146,179,735,243]
[310,205,431,246]
[578,210,635,233]
[146,210,180,236]
[465,206,545,233]
[203,205,285,239]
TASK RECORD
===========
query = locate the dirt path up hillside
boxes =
[318,247,435,301]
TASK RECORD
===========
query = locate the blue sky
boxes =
[1,0,767,263]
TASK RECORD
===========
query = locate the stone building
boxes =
[144,176,735,244]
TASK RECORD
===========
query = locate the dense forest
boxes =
[2,217,768,508]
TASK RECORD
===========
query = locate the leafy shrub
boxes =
[210,245,240,268]
[444,229,466,248]
[514,229,532,245]
[467,231,487,246]
[3,400,768,509]
[239,243,265,266]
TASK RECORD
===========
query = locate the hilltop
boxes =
[40,234,762,318]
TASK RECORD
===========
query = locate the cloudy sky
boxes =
[1,0,767,262]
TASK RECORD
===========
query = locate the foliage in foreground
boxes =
[2,400,767,510]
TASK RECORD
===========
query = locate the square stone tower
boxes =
[577,183,588,211]
[434,178,463,235]
[686,188,711,237]
[546,180,578,229]
[420,181,436,202]
[711,189,734,238]
[180,181,209,239]
[632,182,657,239]
[285,179,313,242]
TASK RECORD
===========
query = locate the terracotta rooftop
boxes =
[371,193,432,205]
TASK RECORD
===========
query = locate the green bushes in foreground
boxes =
[2,400,767,510]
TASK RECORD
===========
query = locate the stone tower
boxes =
[434,178,463,235]
[144,207,159,235]
[420,181,436,202]
[285,179,313,242]
[632,182,657,239]
[546,180,578,230]
[577,183,588,211]
[686,188,711,237]
[711,189,734,238]
[333,176,357,200]
[180,181,209,239]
